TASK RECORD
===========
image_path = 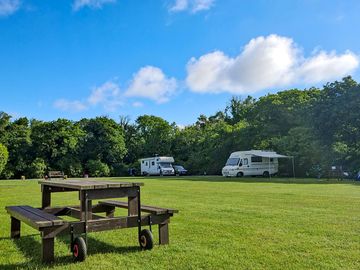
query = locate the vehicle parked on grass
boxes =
[173,165,187,176]
[222,150,288,177]
[140,156,175,176]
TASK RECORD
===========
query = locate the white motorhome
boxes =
[140,156,175,176]
[222,150,287,177]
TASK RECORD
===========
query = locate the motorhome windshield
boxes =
[159,162,172,168]
[226,158,240,166]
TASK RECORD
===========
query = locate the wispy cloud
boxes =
[169,0,214,13]
[186,34,359,94]
[0,0,20,17]
[54,80,122,113]
[54,66,177,113]
[73,0,116,11]
[132,101,144,108]
[54,99,88,112]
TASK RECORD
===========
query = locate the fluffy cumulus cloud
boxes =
[169,0,214,13]
[125,66,177,104]
[186,34,359,94]
[0,0,20,16]
[73,0,116,11]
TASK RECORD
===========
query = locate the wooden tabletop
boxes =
[38,179,144,190]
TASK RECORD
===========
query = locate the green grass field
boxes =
[0,176,359,269]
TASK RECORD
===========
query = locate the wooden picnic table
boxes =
[6,179,178,263]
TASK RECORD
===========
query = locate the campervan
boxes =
[140,156,175,176]
[222,150,285,177]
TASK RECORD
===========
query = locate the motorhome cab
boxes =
[140,156,175,176]
[222,150,287,177]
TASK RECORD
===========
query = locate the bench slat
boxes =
[99,200,178,214]
[21,206,64,226]
[5,206,64,229]
[6,206,53,228]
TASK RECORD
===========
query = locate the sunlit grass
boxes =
[0,176,359,269]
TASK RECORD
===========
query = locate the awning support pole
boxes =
[292,157,295,178]
[269,158,271,179]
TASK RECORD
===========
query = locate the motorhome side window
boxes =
[243,158,248,165]
[251,156,262,163]
[152,161,155,166]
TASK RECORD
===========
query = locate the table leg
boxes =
[42,237,54,263]
[80,191,92,221]
[11,217,20,239]
[159,223,169,245]
[42,186,51,209]
[128,195,138,216]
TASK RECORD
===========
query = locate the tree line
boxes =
[0,76,359,179]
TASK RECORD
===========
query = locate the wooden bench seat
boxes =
[48,171,64,180]
[6,205,66,263]
[5,205,65,229]
[99,200,179,215]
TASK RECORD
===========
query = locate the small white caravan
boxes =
[222,150,288,177]
[140,156,175,176]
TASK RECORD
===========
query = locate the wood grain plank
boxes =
[6,206,52,228]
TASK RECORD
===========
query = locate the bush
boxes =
[86,160,110,177]
[68,162,83,177]
[0,143,9,175]
[28,158,47,179]
[111,163,129,176]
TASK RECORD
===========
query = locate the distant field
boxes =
[0,176,359,269]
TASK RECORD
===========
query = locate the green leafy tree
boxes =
[79,117,127,172]
[136,115,175,157]
[31,119,85,175]
[3,117,32,178]
[0,143,9,175]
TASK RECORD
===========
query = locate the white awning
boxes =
[253,153,290,158]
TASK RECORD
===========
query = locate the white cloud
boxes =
[54,80,122,112]
[186,34,359,94]
[54,67,177,113]
[132,101,144,108]
[88,81,123,111]
[54,99,87,112]
[73,0,116,11]
[0,0,20,17]
[125,66,177,104]
[169,0,214,13]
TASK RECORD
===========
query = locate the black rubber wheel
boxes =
[139,229,154,250]
[236,172,243,177]
[263,171,270,177]
[73,237,87,262]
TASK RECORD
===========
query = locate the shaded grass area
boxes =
[0,176,359,269]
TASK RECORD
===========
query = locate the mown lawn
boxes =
[0,176,359,269]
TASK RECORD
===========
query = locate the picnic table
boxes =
[5,180,178,263]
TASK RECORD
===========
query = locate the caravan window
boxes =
[152,161,155,166]
[159,162,172,168]
[243,158,248,165]
[251,156,262,163]
[226,158,240,166]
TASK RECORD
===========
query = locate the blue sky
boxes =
[1,0,359,125]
